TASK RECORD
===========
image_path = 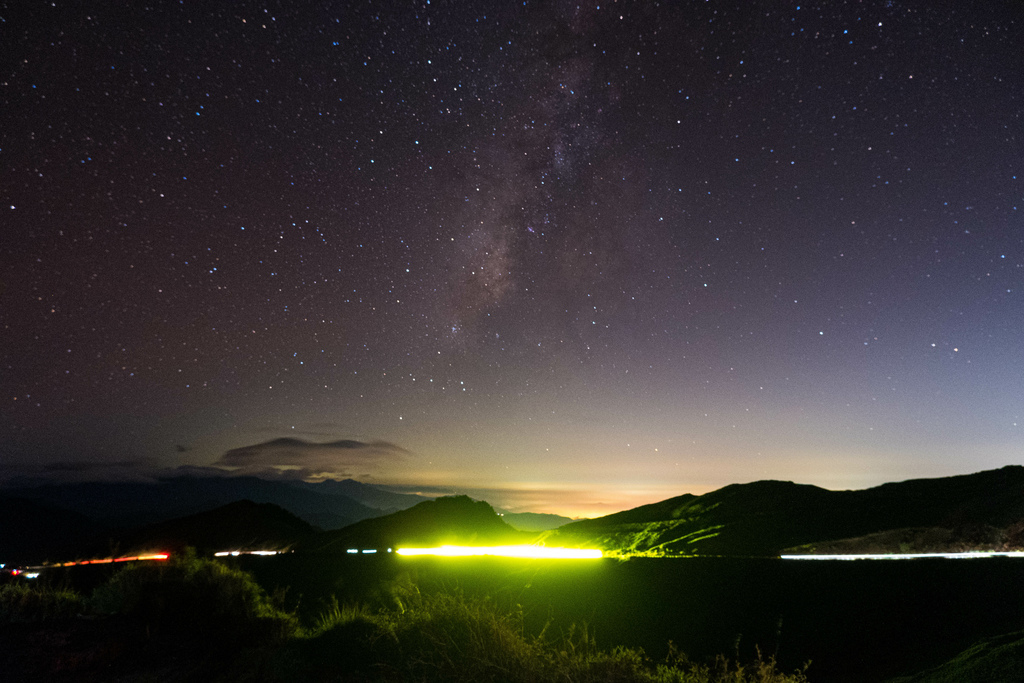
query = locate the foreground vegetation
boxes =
[0,580,84,623]
[283,588,809,682]
[885,630,1024,683]
[1,552,810,682]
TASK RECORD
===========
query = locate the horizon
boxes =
[3,2,1021,516]
[3,462,1020,521]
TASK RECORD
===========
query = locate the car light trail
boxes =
[396,545,602,559]
[781,551,1024,560]
[56,553,170,567]
[214,550,282,557]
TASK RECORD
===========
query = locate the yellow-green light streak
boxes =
[396,544,602,559]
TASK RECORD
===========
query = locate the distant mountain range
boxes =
[4,466,1023,564]
[0,475,570,564]
[0,475,430,563]
[0,475,426,530]
[496,509,575,532]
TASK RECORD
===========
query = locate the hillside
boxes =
[545,465,1024,557]
[102,499,317,556]
[0,497,105,565]
[885,629,1024,683]
[301,495,534,552]
[783,524,1024,556]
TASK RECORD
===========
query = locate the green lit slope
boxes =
[545,466,1024,557]
[300,495,534,552]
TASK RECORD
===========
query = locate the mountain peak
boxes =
[302,495,532,552]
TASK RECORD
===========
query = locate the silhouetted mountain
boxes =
[291,478,430,513]
[546,466,1024,557]
[496,510,573,531]
[1,475,381,531]
[302,495,533,552]
[0,497,109,564]
[103,500,316,556]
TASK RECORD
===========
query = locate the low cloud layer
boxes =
[214,437,408,480]
[0,458,165,487]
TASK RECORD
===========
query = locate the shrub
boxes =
[0,581,84,623]
[88,548,298,644]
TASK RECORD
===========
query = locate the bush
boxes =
[88,548,298,644]
[0,581,84,623]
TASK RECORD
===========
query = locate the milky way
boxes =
[2,1,1022,515]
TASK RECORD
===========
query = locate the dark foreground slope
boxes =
[300,495,534,552]
[886,629,1024,683]
[546,465,1024,557]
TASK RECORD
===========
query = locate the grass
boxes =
[286,583,811,683]
[885,630,1024,683]
[0,581,83,623]
[3,552,813,681]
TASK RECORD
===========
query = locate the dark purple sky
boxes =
[2,1,1021,515]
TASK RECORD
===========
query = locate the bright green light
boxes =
[396,544,602,559]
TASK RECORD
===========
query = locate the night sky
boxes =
[3,1,1022,517]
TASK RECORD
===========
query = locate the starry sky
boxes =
[2,1,1022,517]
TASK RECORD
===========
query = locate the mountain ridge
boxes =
[5,466,1022,563]
[301,495,534,552]
[546,465,1024,557]
[105,499,317,556]
[0,475,397,531]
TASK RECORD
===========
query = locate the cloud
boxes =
[0,459,162,487]
[213,437,408,480]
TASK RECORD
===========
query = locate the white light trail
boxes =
[781,551,1024,561]
[214,550,281,557]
